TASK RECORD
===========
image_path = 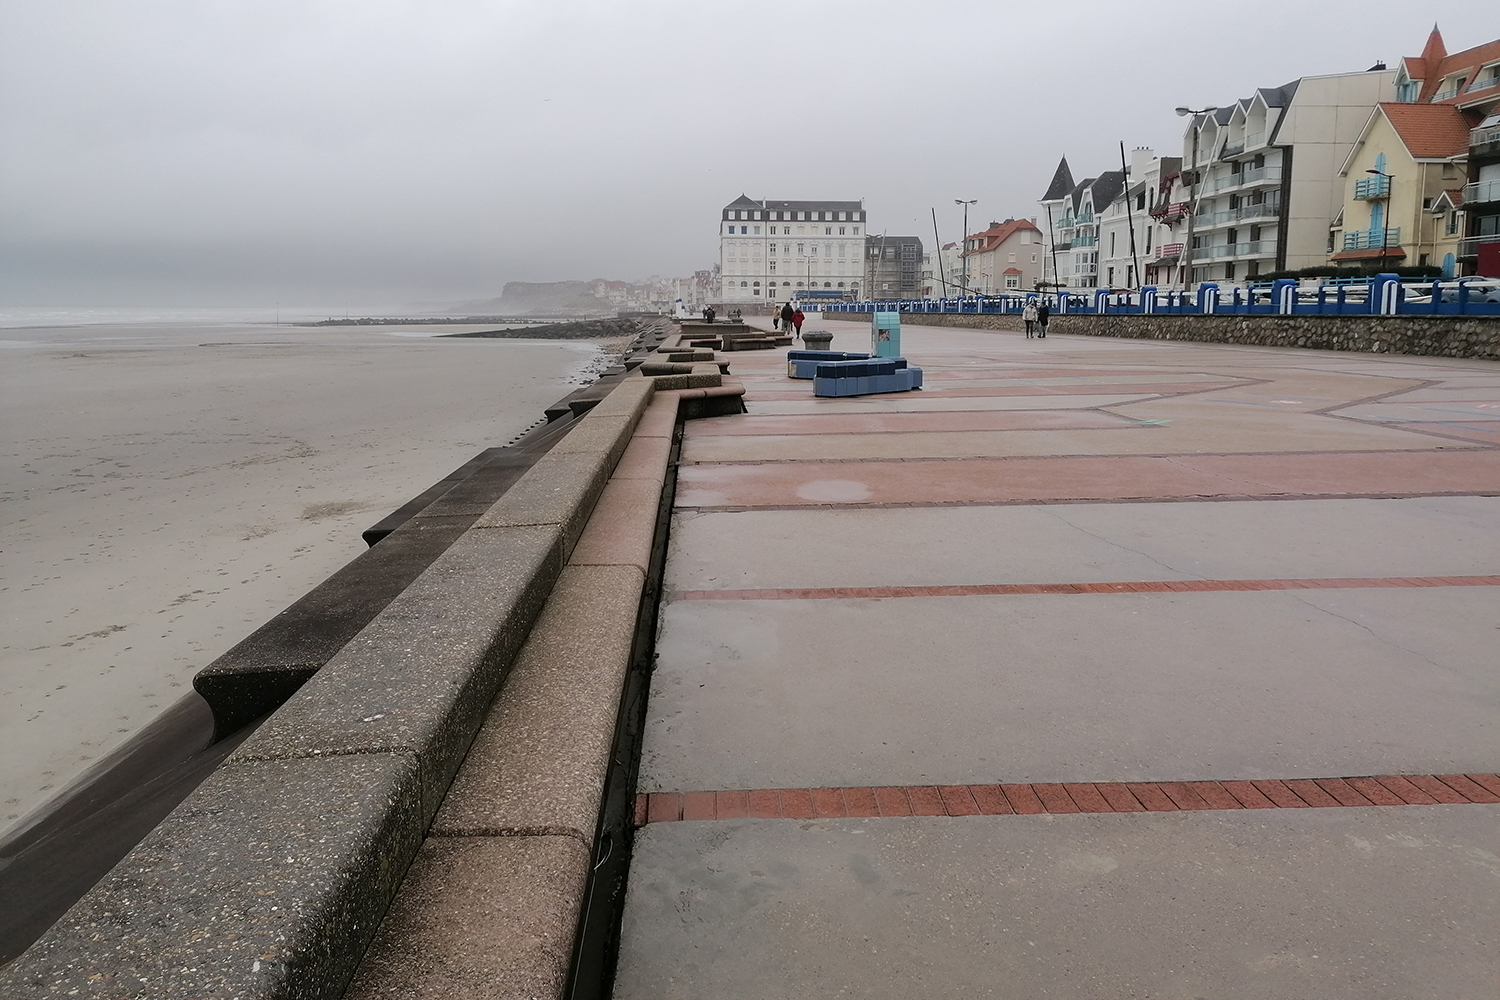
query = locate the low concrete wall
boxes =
[0,377,659,1000]
[829,311,1500,360]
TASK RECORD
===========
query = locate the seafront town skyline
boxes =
[4,4,1495,309]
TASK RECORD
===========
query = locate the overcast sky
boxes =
[2,2,1495,307]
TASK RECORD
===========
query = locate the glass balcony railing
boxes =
[1463,178,1500,206]
[1194,202,1280,227]
[1431,87,1461,102]
[1071,234,1097,247]
[1472,124,1500,153]
[1354,175,1390,199]
[1205,165,1282,193]
[1188,240,1272,260]
[1458,234,1500,258]
[1342,228,1401,251]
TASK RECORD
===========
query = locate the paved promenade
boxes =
[614,319,1500,998]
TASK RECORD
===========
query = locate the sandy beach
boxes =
[0,321,610,837]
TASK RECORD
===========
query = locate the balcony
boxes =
[1458,233,1500,258]
[1354,175,1390,199]
[1463,178,1500,206]
[1188,240,1273,260]
[1149,201,1189,223]
[1205,165,1282,193]
[1244,129,1265,149]
[1194,201,1281,227]
[1431,86,1462,102]
[1071,234,1097,247]
[1221,141,1245,159]
[1155,242,1184,262]
[1342,227,1401,251]
[1472,123,1500,156]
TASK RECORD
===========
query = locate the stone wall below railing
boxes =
[828,312,1500,360]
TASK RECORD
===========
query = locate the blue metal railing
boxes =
[1343,228,1401,251]
[817,276,1500,318]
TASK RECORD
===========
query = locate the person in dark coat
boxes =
[780,301,794,333]
[1036,299,1050,338]
[704,305,716,324]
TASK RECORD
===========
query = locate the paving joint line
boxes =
[634,774,1500,825]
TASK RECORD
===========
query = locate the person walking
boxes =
[1022,299,1038,339]
[1036,298,1050,338]
[792,307,805,339]
[772,307,780,331]
[780,301,795,335]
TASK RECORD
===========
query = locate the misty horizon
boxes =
[3,2,1496,307]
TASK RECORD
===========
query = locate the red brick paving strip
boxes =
[673,576,1499,602]
[637,774,1500,825]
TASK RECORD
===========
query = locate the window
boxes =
[853,226,860,235]
[839,226,847,235]
[1032,253,1037,263]
[769,260,776,272]
[753,211,760,220]
[798,212,806,220]
[797,243,805,254]
[1225,262,1236,280]
[825,227,833,235]
[1446,211,1459,236]
[1137,192,1146,211]
[1008,252,1016,263]
[740,281,748,287]
[1005,274,1019,289]
[753,225,761,234]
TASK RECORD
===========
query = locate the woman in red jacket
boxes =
[792,308,805,338]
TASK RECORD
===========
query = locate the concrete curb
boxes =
[0,378,657,1000]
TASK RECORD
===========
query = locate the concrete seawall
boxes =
[830,311,1500,360]
[0,325,746,999]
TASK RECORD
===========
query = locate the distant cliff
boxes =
[456,281,614,317]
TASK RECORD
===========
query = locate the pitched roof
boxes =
[1380,102,1480,158]
[1402,27,1500,105]
[1088,171,1126,215]
[1041,157,1075,201]
[961,218,1042,256]
[725,194,761,209]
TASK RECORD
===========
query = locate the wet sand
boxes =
[0,322,607,837]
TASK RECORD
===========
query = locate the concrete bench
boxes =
[812,357,923,397]
[787,350,870,379]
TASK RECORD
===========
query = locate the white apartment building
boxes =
[718,196,867,303]
[1037,159,1125,289]
[1096,148,1186,289]
[1181,66,1396,283]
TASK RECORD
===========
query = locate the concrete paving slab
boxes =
[684,409,1140,436]
[742,393,1157,415]
[674,449,1500,509]
[664,497,1500,591]
[677,413,1462,463]
[640,588,1499,791]
[615,807,1500,1000]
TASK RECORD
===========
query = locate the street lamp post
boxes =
[1175,105,1218,291]
[955,198,978,295]
[1366,167,1395,275]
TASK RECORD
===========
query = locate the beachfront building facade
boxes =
[960,219,1044,293]
[1329,102,1475,275]
[1096,148,1183,289]
[1392,27,1500,275]
[864,235,925,299]
[718,196,867,303]
[1181,66,1395,283]
[1038,163,1125,290]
